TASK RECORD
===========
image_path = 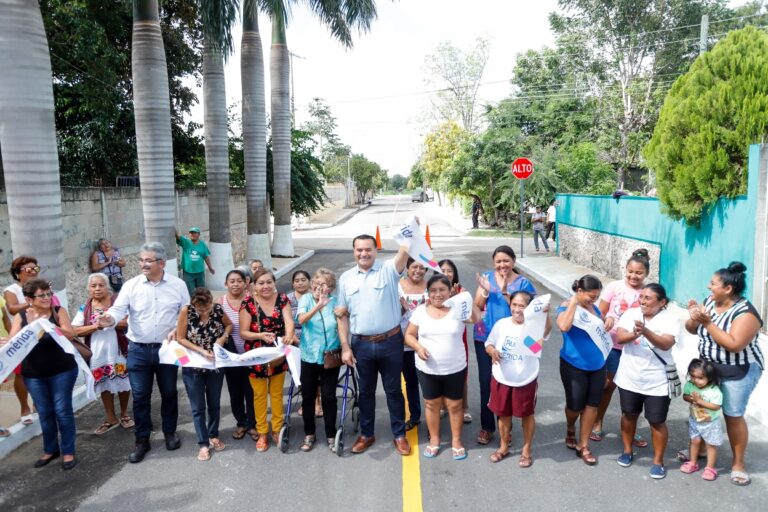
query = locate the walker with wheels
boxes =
[333,364,360,456]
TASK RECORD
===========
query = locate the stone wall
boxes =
[558,225,661,284]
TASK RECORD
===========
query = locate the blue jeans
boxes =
[352,331,406,438]
[402,351,421,423]
[24,366,78,455]
[533,229,549,251]
[182,368,224,446]
[224,366,255,430]
[127,342,179,440]
[475,341,495,432]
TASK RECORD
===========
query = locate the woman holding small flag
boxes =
[556,275,609,465]
[485,291,551,466]
[7,279,78,470]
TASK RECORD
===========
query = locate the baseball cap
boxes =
[189,227,201,233]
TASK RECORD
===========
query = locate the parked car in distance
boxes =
[411,188,434,202]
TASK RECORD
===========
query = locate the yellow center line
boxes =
[401,376,423,512]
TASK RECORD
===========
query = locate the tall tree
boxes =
[201,0,239,289]
[265,0,380,257]
[132,0,177,266]
[423,37,490,132]
[241,0,272,266]
[0,0,68,302]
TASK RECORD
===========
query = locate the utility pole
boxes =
[699,14,709,55]
[289,52,303,128]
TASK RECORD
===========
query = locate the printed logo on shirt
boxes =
[501,336,524,361]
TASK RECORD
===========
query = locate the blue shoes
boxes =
[650,464,667,479]
[616,452,633,467]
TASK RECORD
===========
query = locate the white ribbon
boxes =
[571,305,612,360]
[0,319,95,400]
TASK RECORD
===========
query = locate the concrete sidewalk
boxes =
[294,200,370,230]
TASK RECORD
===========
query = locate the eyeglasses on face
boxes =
[138,258,160,264]
[33,292,53,299]
[22,266,41,273]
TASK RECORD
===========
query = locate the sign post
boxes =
[511,158,534,258]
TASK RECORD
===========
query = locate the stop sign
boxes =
[511,158,534,180]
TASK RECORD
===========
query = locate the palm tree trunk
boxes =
[132,0,177,271]
[204,40,232,290]
[242,5,272,268]
[0,0,68,307]
[270,14,294,257]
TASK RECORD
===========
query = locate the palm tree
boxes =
[132,0,177,269]
[201,0,240,290]
[266,0,380,257]
[241,0,272,268]
[0,0,68,305]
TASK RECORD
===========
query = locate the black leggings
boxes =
[300,361,340,438]
[559,358,606,412]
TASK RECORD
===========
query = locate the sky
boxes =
[189,0,560,177]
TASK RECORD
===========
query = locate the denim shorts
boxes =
[720,362,763,417]
[688,416,723,446]
[605,348,622,375]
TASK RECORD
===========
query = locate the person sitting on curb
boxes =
[175,227,215,294]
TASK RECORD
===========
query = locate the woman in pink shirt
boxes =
[590,249,650,446]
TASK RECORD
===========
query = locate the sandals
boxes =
[423,445,440,458]
[680,461,699,474]
[248,429,259,441]
[730,470,751,486]
[327,438,336,453]
[209,438,226,452]
[632,433,648,448]
[119,416,135,429]
[197,446,211,461]
[20,414,35,426]
[315,407,324,418]
[0,427,10,438]
[518,454,533,468]
[463,412,472,424]
[702,467,718,481]
[452,447,467,460]
[489,450,510,463]
[94,421,118,435]
[576,446,597,466]
[232,427,247,440]
[565,430,577,450]
[256,434,269,452]
[476,429,493,445]
[589,430,604,442]
[300,435,316,452]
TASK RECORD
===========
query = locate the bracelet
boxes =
[480,289,489,298]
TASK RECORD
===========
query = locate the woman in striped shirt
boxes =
[686,262,763,486]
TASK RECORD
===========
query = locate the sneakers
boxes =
[650,464,667,479]
[616,452,633,467]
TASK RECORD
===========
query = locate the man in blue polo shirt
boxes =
[336,233,411,455]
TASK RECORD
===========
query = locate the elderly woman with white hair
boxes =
[72,272,133,434]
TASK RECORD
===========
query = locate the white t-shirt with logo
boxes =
[614,307,680,397]
[408,304,467,376]
[485,317,540,387]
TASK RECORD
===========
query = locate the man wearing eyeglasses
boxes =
[97,242,190,463]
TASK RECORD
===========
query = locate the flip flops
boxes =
[423,445,440,458]
[94,421,118,435]
[730,470,751,486]
[452,447,467,460]
[633,433,648,448]
[589,430,605,442]
[119,416,135,429]
[209,438,226,452]
[232,427,247,440]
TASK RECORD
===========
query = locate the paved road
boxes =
[1,196,766,511]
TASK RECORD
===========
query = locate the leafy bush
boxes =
[644,26,768,225]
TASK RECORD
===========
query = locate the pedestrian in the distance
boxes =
[531,206,549,253]
[556,275,606,466]
[485,291,551,467]
[613,283,679,479]
[176,288,232,461]
[545,200,557,241]
[405,274,481,460]
[591,249,650,448]
[471,196,484,229]
[175,227,215,293]
[297,268,342,452]
[473,245,536,446]
[685,262,763,486]
[399,257,428,431]
[681,359,723,481]
[98,242,190,463]
[336,233,412,456]
[89,238,126,292]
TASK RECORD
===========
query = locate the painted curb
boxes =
[514,259,571,300]
[296,202,371,231]
[274,249,316,280]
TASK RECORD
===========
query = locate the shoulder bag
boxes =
[319,308,342,369]
[650,349,682,399]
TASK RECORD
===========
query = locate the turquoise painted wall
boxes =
[556,144,761,303]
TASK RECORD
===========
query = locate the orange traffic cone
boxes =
[425,225,432,248]
[375,226,382,249]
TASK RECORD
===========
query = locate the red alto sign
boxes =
[511,157,534,180]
